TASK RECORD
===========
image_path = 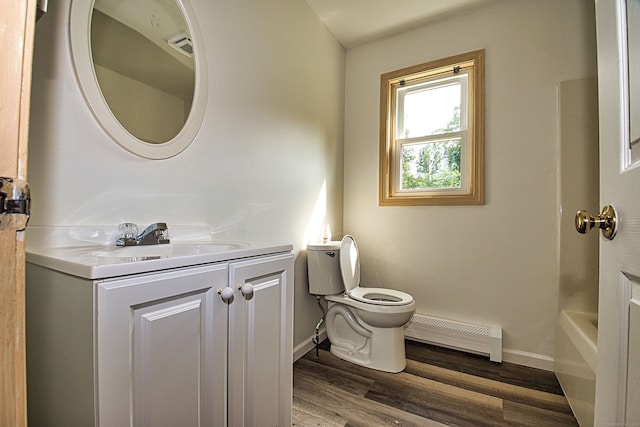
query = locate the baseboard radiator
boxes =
[404,314,503,363]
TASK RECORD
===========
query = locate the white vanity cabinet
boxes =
[26,248,293,427]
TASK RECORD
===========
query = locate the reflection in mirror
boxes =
[92,0,195,144]
[628,0,640,161]
[69,0,206,159]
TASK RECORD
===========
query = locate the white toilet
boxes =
[307,235,416,372]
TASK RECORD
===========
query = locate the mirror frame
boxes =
[69,0,207,159]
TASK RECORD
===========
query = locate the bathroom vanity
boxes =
[25,227,293,427]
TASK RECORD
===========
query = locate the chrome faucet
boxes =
[116,222,170,246]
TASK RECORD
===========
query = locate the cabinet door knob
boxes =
[218,287,235,304]
[238,283,254,300]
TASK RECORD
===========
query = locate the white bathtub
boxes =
[555,310,598,427]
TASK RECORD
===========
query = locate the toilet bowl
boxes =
[307,235,415,372]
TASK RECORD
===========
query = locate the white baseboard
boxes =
[502,348,554,371]
[293,331,555,372]
[293,330,327,362]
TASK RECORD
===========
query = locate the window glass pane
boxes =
[400,138,461,190]
[399,81,461,139]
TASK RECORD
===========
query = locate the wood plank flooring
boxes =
[293,340,578,427]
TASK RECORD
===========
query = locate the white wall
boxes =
[29,0,599,366]
[343,0,597,366]
[28,0,345,348]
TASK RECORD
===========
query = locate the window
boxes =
[379,50,484,205]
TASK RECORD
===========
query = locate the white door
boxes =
[0,1,36,425]
[594,0,640,424]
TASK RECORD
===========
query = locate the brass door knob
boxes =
[575,204,617,240]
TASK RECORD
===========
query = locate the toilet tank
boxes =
[307,242,344,295]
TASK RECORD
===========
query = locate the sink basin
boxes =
[90,242,248,260]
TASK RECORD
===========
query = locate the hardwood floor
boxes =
[293,340,578,427]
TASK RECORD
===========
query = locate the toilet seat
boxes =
[340,235,414,306]
[348,287,413,306]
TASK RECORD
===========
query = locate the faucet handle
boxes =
[116,222,138,246]
[118,222,138,238]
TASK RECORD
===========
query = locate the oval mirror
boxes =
[69,0,207,159]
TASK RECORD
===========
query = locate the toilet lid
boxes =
[340,236,414,306]
[339,235,360,292]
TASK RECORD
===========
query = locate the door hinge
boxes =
[36,0,48,21]
[0,177,30,231]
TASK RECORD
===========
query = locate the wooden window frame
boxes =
[379,50,485,206]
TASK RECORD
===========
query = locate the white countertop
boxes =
[26,226,292,280]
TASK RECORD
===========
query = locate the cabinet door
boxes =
[228,253,294,427]
[97,264,229,427]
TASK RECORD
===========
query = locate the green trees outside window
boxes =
[401,107,461,190]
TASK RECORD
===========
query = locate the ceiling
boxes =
[304,0,498,49]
